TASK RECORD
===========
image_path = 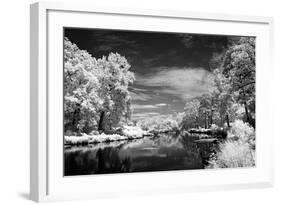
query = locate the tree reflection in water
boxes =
[64,143,131,175]
[179,135,204,169]
[96,147,131,174]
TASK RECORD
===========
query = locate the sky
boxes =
[64,28,237,121]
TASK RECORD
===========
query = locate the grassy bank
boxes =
[64,126,149,146]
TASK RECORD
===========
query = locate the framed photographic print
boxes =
[30,2,274,202]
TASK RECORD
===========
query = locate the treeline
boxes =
[181,37,255,130]
[136,114,183,134]
[64,38,134,134]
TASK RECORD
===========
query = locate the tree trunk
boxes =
[98,111,105,132]
[244,102,250,123]
[220,113,224,127]
[242,89,250,123]
[72,103,80,132]
[204,112,208,129]
[226,114,230,128]
[210,110,213,126]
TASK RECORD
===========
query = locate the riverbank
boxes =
[188,127,227,139]
[64,125,181,146]
[65,133,145,145]
[64,126,152,146]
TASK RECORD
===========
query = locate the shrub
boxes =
[210,124,219,130]
[208,140,255,168]
[228,119,255,147]
[229,120,254,140]
[122,125,145,138]
[208,120,255,169]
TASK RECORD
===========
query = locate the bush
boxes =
[208,120,255,169]
[228,119,255,147]
[122,125,145,138]
[208,140,255,168]
[210,124,219,130]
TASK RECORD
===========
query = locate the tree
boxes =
[64,37,102,134]
[198,94,218,129]
[212,68,234,128]
[222,37,255,126]
[208,37,256,128]
[181,99,201,129]
[64,38,135,134]
[96,53,135,133]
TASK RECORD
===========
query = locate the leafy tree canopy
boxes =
[64,38,134,134]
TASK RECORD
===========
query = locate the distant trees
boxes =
[64,38,134,134]
[198,94,216,129]
[137,115,180,133]
[181,99,200,129]
[181,94,220,129]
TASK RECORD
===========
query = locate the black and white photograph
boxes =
[63,28,256,176]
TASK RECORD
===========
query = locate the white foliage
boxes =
[64,38,134,134]
[228,119,255,143]
[122,125,147,138]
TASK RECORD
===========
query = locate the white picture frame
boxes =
[30,1,274,202]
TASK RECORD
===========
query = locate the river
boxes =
[64,132,218,176]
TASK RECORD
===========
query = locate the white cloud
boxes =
[131,112,160,120]
[155,103,167,107]
[135,67,214,100]
[130,91,152,101]
[132,103,168,110]
[132,104,158,109]
[131,87,148,92]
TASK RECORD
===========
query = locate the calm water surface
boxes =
[64,133,216,176]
